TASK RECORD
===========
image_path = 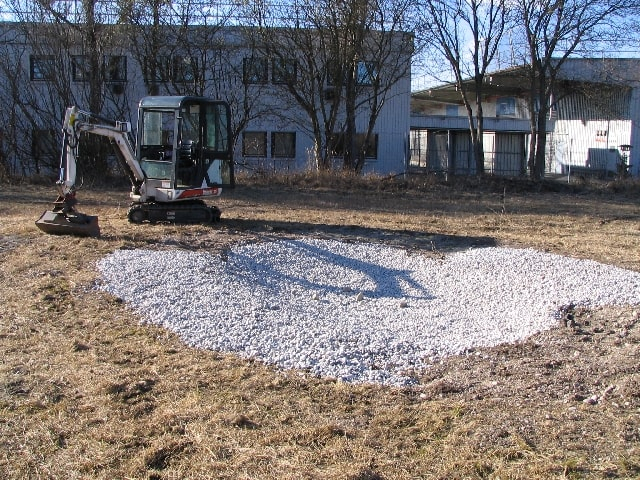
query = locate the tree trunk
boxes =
[527,118,537,177]
[83,0,102,114]
[474,84,485,175]
[530,73,550,180]
[534,110,548,179]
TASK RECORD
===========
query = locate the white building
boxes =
[0,21,412,177]
[1,13,637,181]
[410,58,640,178]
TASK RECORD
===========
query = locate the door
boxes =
[178,99,234,189]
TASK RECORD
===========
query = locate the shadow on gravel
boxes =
[220,218,497,254]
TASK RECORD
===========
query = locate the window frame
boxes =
[104,55,127,83]
[330,132,378,159]
[144,55,171,83]
[173,56,198,83]
[326,63,344,87]
[243,57,268,85]
[446,104,460,117]
[242,131,267,157]
[271,132,296,158]
[496,96,516,117]
[272,58,297,85]
[356,61,378,86]
[71,55,90,82]
[29,55,55,81]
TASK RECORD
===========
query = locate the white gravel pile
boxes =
[97,240,640,386]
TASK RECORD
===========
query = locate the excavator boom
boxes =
[36,107,136,236]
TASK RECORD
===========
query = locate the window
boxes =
[243,57,268,84]
[327,62,377,86]
[272,58,297,84]
[271,132,296,158]
[356,61,377,86]
[140,110,175,180]
[173,56,197,83]
[358,133,378,158]
[144,56,171,83]
[30,55,55,81]
[71,55,90,82]
[104,55,127,82]
[330,133,378,159]
[242,131,267,157]
[141,110,175,147]
[31,128,56,158]
[446,104,460,117]
[327,64,344,87]
[204,103,230,153]
[181,105,200,143]
[496,97,516,117]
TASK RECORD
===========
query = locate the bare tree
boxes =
[117,1,272,166]
[0,0,128,177]
[345,0,414,173]
[244,0,413,172]
[418,0,508,176]
[512,0,636,179]
[0,26,35,175]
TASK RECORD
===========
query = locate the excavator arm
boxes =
[36,106,143,237]
[59,106,144,196]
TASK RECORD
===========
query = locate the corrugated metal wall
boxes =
[484,133,526,175]
[550,86,633,175]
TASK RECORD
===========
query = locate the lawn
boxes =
[1,175,639,479]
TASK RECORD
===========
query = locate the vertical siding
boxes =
[366,73,411,174]
[552,87,633,174]
[494,133,526,175]
[553,119,631,173]
[629,86,640,176]
[482,132,526,175]
[452,131,473,175]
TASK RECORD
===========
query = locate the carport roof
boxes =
[412,58,640,105]
[412,65,532,105]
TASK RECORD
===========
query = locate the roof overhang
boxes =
[413,59,640,105]
[412,65,533,104]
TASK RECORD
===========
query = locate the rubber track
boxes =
[128,200,218,224]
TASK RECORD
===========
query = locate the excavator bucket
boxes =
[35,210,100,237]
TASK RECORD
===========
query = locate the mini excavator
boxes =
[36,96,234,237]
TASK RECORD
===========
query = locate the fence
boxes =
[409,129,528,177]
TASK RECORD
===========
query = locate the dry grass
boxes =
[1,174,639,479]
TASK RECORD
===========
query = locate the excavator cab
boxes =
[138,96,234,193]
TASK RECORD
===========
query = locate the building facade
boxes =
[0,21,411,178]
[410,59,640,178]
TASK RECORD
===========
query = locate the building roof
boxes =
[412,65,532,105]
[412,58,640,105]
